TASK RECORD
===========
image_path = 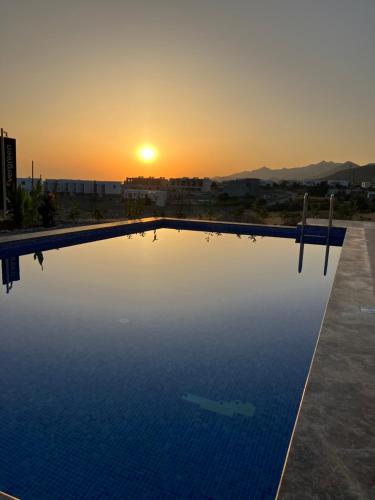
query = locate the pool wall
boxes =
[0,218,345,258]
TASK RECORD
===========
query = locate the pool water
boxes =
[0,229,340,499]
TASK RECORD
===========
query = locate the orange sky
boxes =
[1,1,374,180]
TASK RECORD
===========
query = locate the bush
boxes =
[93,208,104,220]
[68,206,80,222]
[29,179,43,224]
[124,198,145,219]
[335,200,358,220]
[38,193,57,227]
[7,187,32,228]
[6,180,44,228]
[281,211,301,226]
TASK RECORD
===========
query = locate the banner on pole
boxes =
[0,137,17,207]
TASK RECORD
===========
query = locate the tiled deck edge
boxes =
[0,218,347,259]
[0,218,164,258]
[278,225,375,499]
[0,218,296,244]
[0,219,298,258]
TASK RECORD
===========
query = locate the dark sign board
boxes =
[1,256,20,285]
[0,137,17,207]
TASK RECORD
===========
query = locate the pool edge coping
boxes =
[277,220,375,499]
[0,218,296,258]
[0,218,345,259]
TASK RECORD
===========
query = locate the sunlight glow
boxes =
[136,144,158,163]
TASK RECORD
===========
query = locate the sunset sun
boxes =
[136,144,158,163]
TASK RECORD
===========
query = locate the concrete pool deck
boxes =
[0,218,373,499]
[278,220,375,500]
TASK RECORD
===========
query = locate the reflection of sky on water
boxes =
[0,230,340,499]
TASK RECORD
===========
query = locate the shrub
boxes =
[7,187,32,228]
[38,193,57,227]
[68,206,80,222]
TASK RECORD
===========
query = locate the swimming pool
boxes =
[0,224,341,499]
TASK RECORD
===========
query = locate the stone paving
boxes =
[278,221,375,499]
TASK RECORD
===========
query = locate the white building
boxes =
[302,179,322,187]
[361,181,372,189]
[221,178,259,197]
[44,179,122,197]
[95,181,122,196]
[17,177,34,192]
[124,177,168,190]
[123,189,167,207]
[169,177,212,193]
[259,179,277,187]
[327,180,350,188]
[367,191,375,201]
[44,179,91,195]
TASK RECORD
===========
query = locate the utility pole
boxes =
[1,128,8,217]
[31,160,35,226]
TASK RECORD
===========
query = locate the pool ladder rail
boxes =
[298,192,335,275]
[324,193,335,275]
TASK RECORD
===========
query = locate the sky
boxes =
[1,0,374,180]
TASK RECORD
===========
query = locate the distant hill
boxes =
[320,163,375,183]
[214,161,359,182]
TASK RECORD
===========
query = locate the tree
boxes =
[38,192,57,227]
[30,179,43,225]
[7,186,32,227]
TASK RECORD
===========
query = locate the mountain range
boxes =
[214,161,362,182]
[320,163,375,183]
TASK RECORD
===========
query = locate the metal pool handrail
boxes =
[298,193,308,273]
[328,193,335,231]
[302,192,309,225]
[301,192,309,233]
[324,193,335,276]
